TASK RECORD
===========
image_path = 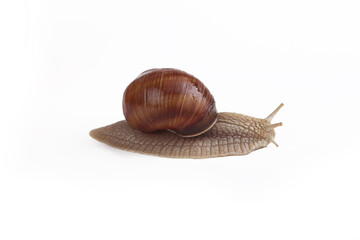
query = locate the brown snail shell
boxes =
[122,68,218,137]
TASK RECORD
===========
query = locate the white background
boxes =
[1,0,360,239]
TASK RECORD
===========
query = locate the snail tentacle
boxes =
[266,103,284,122]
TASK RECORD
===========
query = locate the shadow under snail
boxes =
[90,68,284,159]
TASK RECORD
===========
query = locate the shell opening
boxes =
[177,115,218,137]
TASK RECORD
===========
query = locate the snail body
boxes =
[90,68,283,159]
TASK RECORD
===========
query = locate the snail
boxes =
[90,68,283,159]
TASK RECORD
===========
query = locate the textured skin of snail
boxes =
[90,104,284,159]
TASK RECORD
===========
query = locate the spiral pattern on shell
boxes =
[122,68,218,137]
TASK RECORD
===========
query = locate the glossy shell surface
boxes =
[122,68,217,137]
